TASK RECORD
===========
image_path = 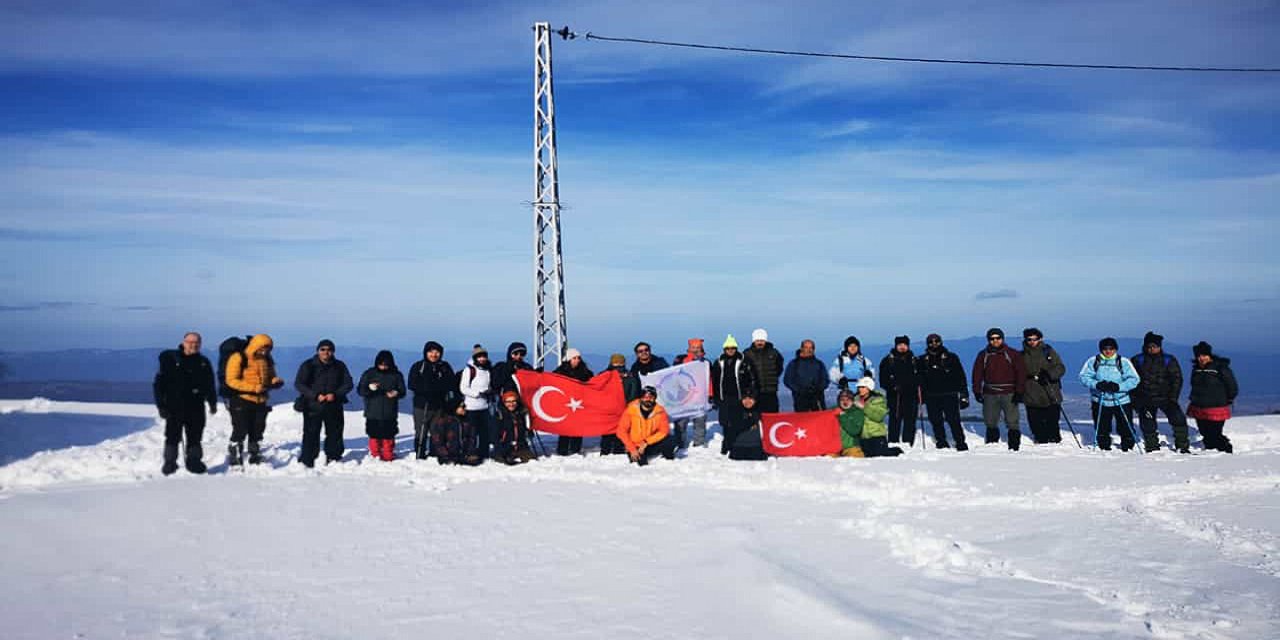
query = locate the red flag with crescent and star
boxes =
[760,411,843,457]
[514,369,628,437]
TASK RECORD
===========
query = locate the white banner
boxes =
[639,360,712,420]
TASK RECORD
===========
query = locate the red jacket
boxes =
[972,346,1026,396]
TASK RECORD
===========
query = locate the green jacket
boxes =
[841,392,888,443]
[1021,343,1066,408]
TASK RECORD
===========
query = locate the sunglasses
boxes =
[927,340,941,345]
[318,348,333,352]
[635,348,650,354]
[988,337,1003,342]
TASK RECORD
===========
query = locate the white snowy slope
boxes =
[0,399,1277,640]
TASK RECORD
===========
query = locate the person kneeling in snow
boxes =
[618,386,677,466]
[358,350,406,462]
[430,399,482,466]
[833,389,865,458]
[493,391,537,465]
[850,377,902,457]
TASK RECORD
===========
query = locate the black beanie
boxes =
[987,328,1004,340]
[375,350,396,368]
[1193,341,1213,358]
[844,335,861,349]
[316,339,335,352]
[894,335,910,347]
[1143,332,1164,347]
[424,340,444,356]
[1022,327,1042,340]
[1098,337,1119,351]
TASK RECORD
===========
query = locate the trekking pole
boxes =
[916,399,926,449]
[1113,397,1144,455]
[1090,398,1103,448]
[1057,405,1083,449]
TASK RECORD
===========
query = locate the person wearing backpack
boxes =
[1187,341,1238,453]
[223,334,284,465]
[1021,328,1067,445]
[430,397,482,466]
[828,336,875,391]
[1078,337,1141,451]
[357,350,406,462]
[458,344,494,461]
[1130,332,1190,453]
[293,339,354,467]
[972,328,1027,450]
[153,332,217,475]
[916,334,969,450]
[601,353,641,454]
[879,336,921,444]
[408,341,457,459]
[490,342,533,396]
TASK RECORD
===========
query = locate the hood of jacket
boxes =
[246,334,273,357]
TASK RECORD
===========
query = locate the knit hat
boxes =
[1144,331,1164,347]
[501,390,519,403]
[423,340,443,355]
[987,328,1005,340]
[641,385,658,398]
[751,328,768,343]
[843,335,861,349]
[375,350,396,367]
[472,344,488,358]
[1023,327,1042,340]
[723,334,739,349]
[564,347,581,361]
[894,335,910,347]
[856,376,876,390]
[633,341,651,353]
[316,339,335,352]
[926,333,942,344]
[1193,341,1214,357]
[688,338,704,351]
[837,388,856,402]
[1098,337,1119,351]
[609,353,626,367]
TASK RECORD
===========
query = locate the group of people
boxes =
[151,327,1240,474]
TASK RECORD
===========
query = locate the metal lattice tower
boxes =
[532,22,569,370]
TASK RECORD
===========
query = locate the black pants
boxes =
[300,405,345,465]
[164,405,206,446]
[1091,403,1135,450]
[599,434,626,455]
[861,436,904,458]
[1026,404,1062,444]
[632,435,677,466]
[924,395,966,447]
[467,410,492,456]
[792,391,826,412]
[718,400,748,455]
[755,392,780,414]
[1195,419,1232,452]
[230,402,268,444]
[1136,401,1189,450]
[556,435,583,456]
[885,391,919,444]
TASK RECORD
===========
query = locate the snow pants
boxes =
[861,436,903,458]
[1195,419,1232,453]
[1136,401,1188,451]
[1026,404,1062,444]
[924,395,966,448]
[300,404,345,465]
[413,407,443,458]
[164,405,206,446]
[886,391,919,444]
[717,401,749,455]
[981,394,1019,442]
[631,435,677,466]
[229,401,268,445]
[675,413,708,447]
[792,390,826,412]
[1091,402,1136,450]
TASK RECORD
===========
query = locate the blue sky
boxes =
[1,0,1278,356]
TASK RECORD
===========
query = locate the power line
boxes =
[567,30,1280,74]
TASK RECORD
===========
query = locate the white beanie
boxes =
[751,328,768,342]
[564,347,581,360]
[856,376,876,390]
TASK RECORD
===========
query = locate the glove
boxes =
[837,376,849,389]
[974,393,984,405]
[1096,381,1121,393]
[1012,393,1023,405]
[959,395,970,410]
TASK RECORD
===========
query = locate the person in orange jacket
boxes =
[223,334,284,465]
[617,386,677,466]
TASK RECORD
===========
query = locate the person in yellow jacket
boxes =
[617,386,677,466]
[223,334,284,465]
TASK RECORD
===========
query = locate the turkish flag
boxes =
[515,369,627,437]
[760,411,843,457]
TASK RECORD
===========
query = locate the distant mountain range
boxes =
[1,338,1276,414]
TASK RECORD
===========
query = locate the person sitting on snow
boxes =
[618,386,677,466]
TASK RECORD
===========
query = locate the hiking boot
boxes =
[955,441,969,452]
[1177,447,1190,454]
[247,441,263,465]
[934,440,951,449]
[185,443,207,474]
[1007,430,1021,451]
[162,443,180,476]
[227,442,244,466]
[984,428,1000,444]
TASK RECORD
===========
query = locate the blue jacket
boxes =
[1078,355,1140,407]
[784,354,827,395]
[829,352,875,388]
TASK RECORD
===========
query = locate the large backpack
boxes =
[217,336,252,399]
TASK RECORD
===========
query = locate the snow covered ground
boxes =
[0,398,1277,639]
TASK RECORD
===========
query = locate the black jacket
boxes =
[712,353,757,401]
[915,348,969,397]
[553,360,594,382]
[408,358,458,410]
[153,348,217,413]
[879,350,920,396]
[495,405,532,448]
[608,364,643,402]
[294,356,354,413]
[1189,357,1238,409]
[743,343,784,394]
[630,355,670,377]
[1130,351,1183,406]
[490,342,534,395]
[358,367,407,421]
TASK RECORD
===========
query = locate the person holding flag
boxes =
[552,347,593,455]
[617,386,677,466]
[850,377,901,457]
[672,338,712,447]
